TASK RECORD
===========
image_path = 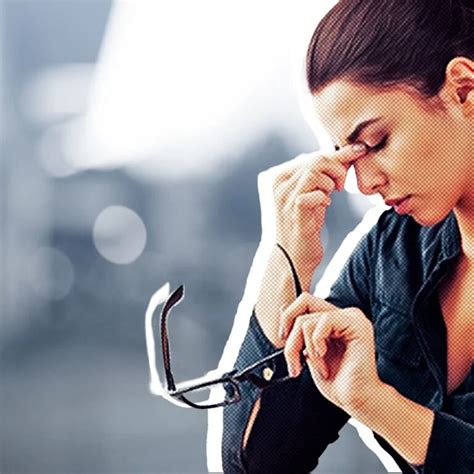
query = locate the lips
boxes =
[385,195,412,214]
[385,196,409,207]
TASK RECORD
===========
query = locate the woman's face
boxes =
[312,79,473,227]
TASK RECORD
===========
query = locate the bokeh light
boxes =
[93,205,147,264]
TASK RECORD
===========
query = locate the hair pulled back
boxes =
[306,0,474,98]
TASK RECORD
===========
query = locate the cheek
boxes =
[399,134,461,196]
[393,132,436,177]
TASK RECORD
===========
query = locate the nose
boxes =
[352,159,386,196]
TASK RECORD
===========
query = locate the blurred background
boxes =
[1,1,390,472]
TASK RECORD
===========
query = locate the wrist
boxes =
[274,243,317,293]
[346,381,434,466]
[346,380,389,417]
[299,268,315,291]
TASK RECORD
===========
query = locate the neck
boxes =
[454,192,474,261]
[453,123,474,260]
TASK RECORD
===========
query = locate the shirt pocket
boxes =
[373,299,423,367]
[373,300,428,400]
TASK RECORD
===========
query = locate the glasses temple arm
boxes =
[276,243,303,297]
[161,302,177,392]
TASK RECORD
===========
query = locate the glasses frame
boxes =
[145,242,303,409]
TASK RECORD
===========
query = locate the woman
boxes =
[222,0,474,472]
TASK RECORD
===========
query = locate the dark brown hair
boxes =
[306,0,474,98]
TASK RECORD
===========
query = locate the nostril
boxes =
[358,181,381,196]
[352,165,385,196]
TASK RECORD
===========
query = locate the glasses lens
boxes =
[175,380,239,408]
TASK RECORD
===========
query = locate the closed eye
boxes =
[334,135,388,153]
[367,135,388,153]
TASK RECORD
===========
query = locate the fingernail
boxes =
[353,143,366,153]
[288,363,298,378]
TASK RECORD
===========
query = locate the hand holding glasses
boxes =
[144,243,304,409]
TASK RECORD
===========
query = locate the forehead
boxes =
[311,80,416,143]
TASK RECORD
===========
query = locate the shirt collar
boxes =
[440,210,462,260]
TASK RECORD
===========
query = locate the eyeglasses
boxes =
[145,243,304,409]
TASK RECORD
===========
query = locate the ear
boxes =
[443,57,474,111]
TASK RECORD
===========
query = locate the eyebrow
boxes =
[334,117,382,151]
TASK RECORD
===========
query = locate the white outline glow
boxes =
[144,282,230,410]
[144,282,190,408]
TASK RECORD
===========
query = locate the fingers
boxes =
[292,168,336,199]
[333,142,367,166]
[283,315,309,377]
[283,313,330,379]
[303,321,329,379]
[274,142,367,206]
[279,157,345,197]
[289,166,336,194]
[294,190,331,210]
[281,303,355,379]
[311,315,332,358]
[279,292,336,340]
[305,143,367,191]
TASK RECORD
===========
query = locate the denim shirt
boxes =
[222,208,474,473]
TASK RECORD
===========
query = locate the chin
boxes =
[410,207,453,227]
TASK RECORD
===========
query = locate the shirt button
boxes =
[262,367,274,381]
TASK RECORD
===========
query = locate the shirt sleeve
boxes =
[408,410,474,473]
[222,308,350,473]
[222,212,385,473]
